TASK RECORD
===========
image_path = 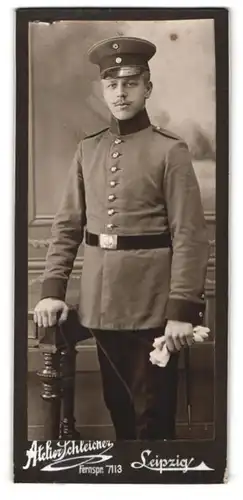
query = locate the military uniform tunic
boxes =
[41,109,209,330]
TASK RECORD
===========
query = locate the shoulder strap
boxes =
[83,127,109,140]
[152,125,181,141]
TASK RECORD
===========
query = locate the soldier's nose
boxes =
[116,82,127,98]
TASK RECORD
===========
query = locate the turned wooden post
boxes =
[59,340,80,439]
[29,307,91,439]
[31,308,82,439]
[37,344,62,439]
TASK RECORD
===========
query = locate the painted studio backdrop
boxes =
[28,20,216,440]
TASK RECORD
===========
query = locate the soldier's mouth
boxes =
[115,103,131,109]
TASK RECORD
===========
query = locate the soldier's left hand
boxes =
[164,320,194,352]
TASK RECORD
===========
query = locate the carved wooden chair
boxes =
[29,308,91,439]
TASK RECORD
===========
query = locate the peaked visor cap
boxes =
[88,36,156,78]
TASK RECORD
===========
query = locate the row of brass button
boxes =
[107,138,122,230]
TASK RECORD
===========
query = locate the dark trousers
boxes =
[93,329,179,441]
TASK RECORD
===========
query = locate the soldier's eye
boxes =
[127,81,138,87]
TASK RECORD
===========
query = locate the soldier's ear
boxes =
[145,81,153,99]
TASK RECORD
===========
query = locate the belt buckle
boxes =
[99,233,118,250]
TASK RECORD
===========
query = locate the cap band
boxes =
[101,65,149,79]
[99,53,149,75]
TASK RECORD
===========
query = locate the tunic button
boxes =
[107,223,115,230]
[199,312,203,318]
[112,151,119,158]
[108,194,116,201]
[108,209,115,216]
[110,180,116,187]
[114,138,122,145]
[111,166,118,173]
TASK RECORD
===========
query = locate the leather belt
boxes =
[85,230,172,250]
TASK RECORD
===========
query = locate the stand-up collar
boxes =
[110,108,151,136]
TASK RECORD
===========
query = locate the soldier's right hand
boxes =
[33,298,69,328]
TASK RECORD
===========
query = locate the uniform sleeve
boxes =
[163,140,210,326]
[41,142,86,301]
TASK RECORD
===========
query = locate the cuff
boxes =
[41,278,67,301]
[165,298,206,326]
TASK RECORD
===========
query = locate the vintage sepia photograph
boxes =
[14,8,228,483]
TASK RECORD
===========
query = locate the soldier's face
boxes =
[101,74,152,120]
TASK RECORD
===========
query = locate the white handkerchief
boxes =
[149,326,210,368]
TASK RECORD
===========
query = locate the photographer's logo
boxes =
[23,440,114,472]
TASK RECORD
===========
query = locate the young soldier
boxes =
[34,37,209,440]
